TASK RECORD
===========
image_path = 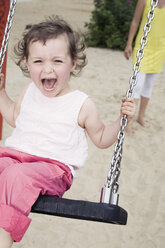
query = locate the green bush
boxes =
[85,0,136,50]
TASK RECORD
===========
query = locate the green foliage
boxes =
[85,0,136,50]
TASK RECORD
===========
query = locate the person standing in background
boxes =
[124,0,165,135]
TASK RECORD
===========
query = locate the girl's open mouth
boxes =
[41,78,57,91]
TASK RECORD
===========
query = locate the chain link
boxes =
[104,0,158,192]
[0,0,17,73]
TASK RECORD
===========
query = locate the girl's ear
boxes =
[71,59,77,72]
[25,56,29,71]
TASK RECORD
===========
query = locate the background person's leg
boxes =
[137,73,158,127]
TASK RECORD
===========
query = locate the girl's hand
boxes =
[121,97,136,122]
[0,73,5,90]
[124,44,132,60]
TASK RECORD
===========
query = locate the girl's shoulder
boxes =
[18,83,31,103]
[78,96,97,128]
[14,83,31,121]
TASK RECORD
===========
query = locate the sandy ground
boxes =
[0,0,165,247]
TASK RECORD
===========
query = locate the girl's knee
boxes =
[0,164,40,214]
[0,165,30,201]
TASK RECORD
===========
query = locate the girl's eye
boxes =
[55,60,63,63]
[34,60,42,63]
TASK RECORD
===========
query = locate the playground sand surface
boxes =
[0,0,165,247]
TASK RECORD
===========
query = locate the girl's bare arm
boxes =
[0,73,28,127]
[79,97,136,149]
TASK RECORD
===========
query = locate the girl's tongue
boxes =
[42,78,56,91]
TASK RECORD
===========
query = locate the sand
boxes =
[0,0,165,247]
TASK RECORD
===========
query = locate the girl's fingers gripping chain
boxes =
[121,98,136,120]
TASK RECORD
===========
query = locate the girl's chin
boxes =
[41,87,58,97]
[38,84,70,97]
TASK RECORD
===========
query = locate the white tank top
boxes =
[5,83,88,173]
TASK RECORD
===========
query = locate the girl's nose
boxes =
[43,63,54,73]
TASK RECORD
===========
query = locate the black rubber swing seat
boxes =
[31,195,128,225]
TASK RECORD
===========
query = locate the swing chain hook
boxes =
[100,0,158,205]
[0,0,17,73]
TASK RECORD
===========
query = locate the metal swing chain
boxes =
[0,0,17,73]
[101,0,158,205]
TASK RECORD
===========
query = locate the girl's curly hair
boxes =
[14,16,87,77]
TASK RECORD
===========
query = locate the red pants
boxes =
[0,147,73,242]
